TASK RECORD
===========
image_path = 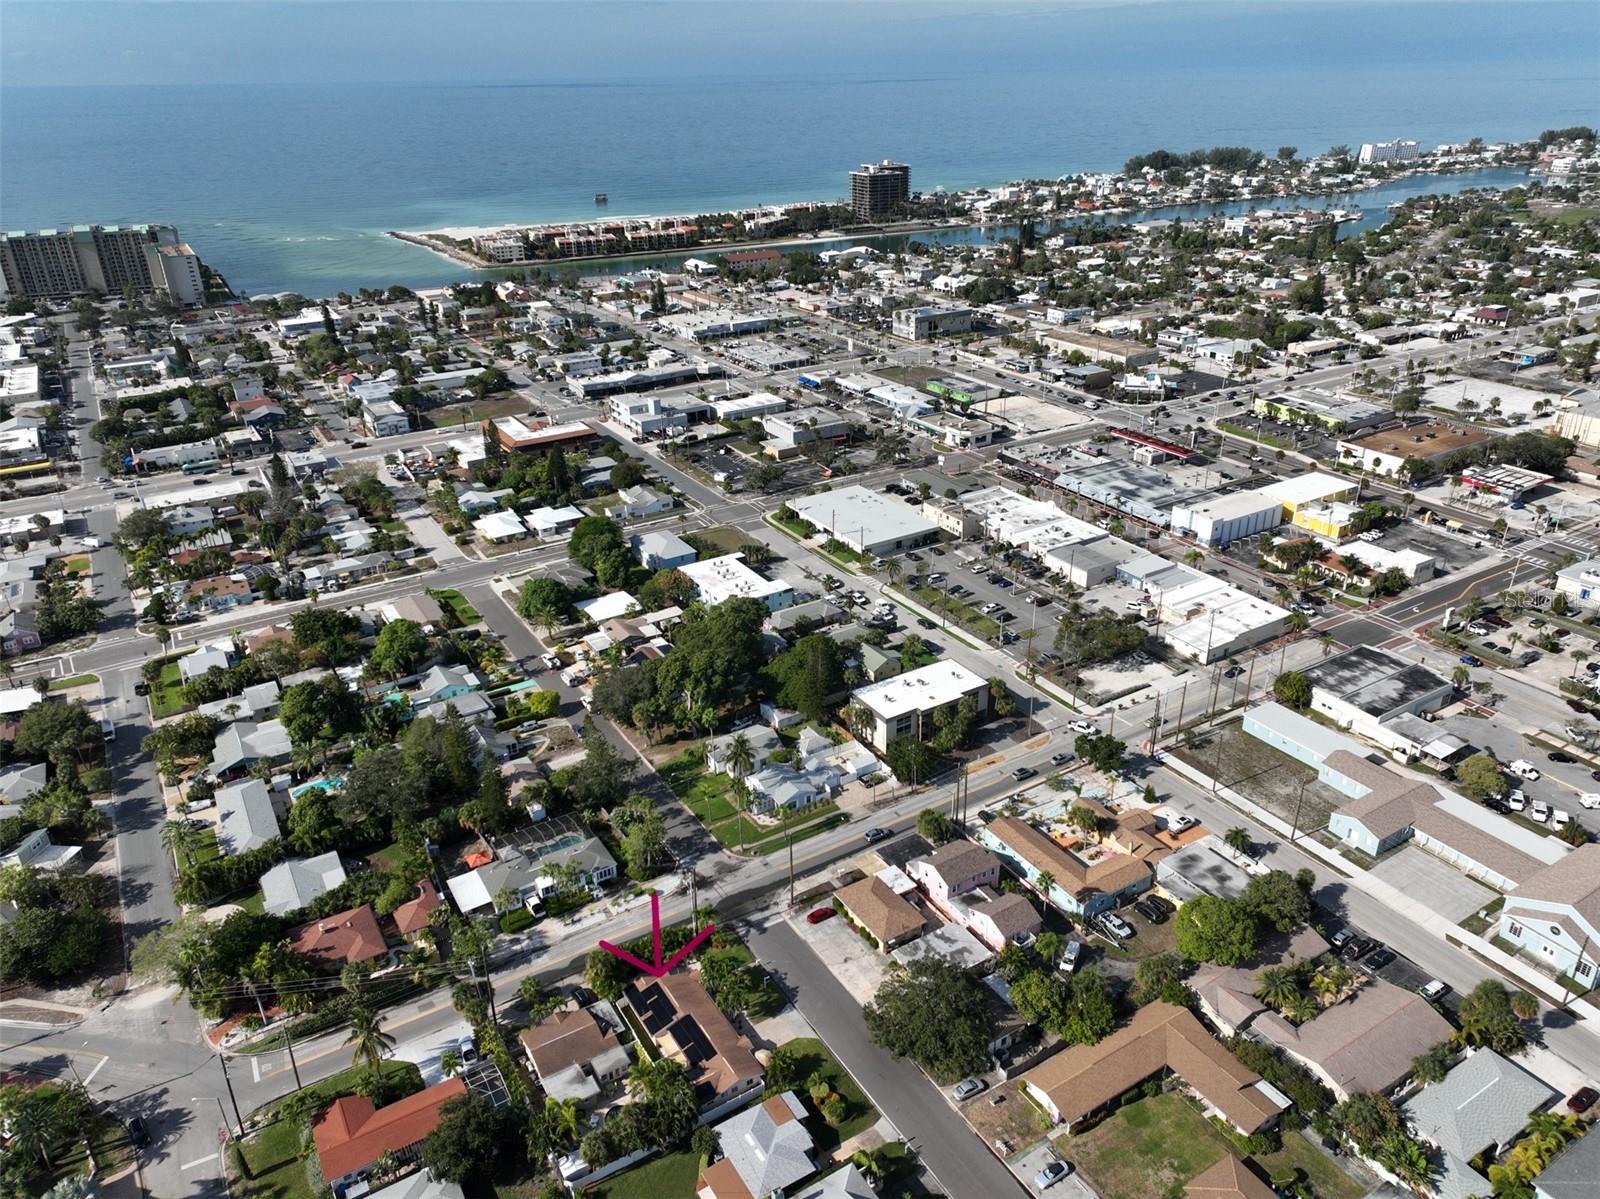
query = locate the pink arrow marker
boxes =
[598,893,714,978]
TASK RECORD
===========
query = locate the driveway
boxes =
[749,920,1026,1198]
[1011,1141,1094,1199]
[1368,844,1496,921]
[393,1017,473,1085]
[784,907,891,1004]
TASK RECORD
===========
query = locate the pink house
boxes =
[907,840,1001,910]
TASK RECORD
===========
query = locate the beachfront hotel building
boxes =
[0,224,202,303]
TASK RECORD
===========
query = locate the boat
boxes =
[594,192,608,205]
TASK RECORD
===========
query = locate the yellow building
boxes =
[1291,500,1359,540]
[1259,471,1359,517]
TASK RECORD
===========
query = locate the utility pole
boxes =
[787,830,796,908]
[216,1054,243,1140]
[1289,777,1309,843]
[283,1023,303,1091]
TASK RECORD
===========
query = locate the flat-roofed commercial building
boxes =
[788,485,938,556]
[1041,329,1158,369]
[677,553,794,611]
[892,304,972,341]
[1170,490,1284,548]
[1336,421,1491,478]
[485,416,597,454]
[1253,388,1388,433]
[1301,645,1454,747]
[851,660,989,753]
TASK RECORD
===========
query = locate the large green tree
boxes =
[1174,895,1258,965]
[863,956,992,1081]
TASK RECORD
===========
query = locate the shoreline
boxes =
[387,161,1525,277]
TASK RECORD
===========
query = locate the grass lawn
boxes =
[48,672,99,691]
[62,555,92,576]
[766,511,819,542]
[911,585,1002,640]
[425,395,527,427]
[149,655,193,719]
[776,1037,879,1151]
[33,1116,136,1192]
[692,525,755,556]
[587,1147,701,1199]
[366,842,409,872]
[1059,1093,1362,1199]
[429,587,481,625]
[240,1062,424,1199]
[712,803,839,855]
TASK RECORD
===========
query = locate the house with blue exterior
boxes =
[1497,844,1600,987]
[978,814,1150,918]
[1241,702,1374,798]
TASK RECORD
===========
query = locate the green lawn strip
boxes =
[711,803,839,854]
[1253,1130,1366,1199]
[241,1062,423,1199]
[587,1146,701,1199]
[48,673,99,691]
[1458,895,1506,936]
[743,812,846,857]
[62,555,92,576]
[428,588,481,625]
[774,1037,879,1151]
[1056,1093,1231,1199]
[150,656,193,719]
[33,1116,136,1192]
[910,585,1002,639]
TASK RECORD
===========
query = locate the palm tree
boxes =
[882,558,903,588]
[1285,611,1311,634]
[1033,870,1056,900]
[1451,664,1471,689]
[1284,993,1319,1024]
[1510,990,1540,1020]
[1376,1133,1435,1194]
[543,1096,583,1151]
[1223,827,1252,855]
[345,1002,396,1081]
[1255,966,1301,1011]
[1319,633,1335,658]
[1571,649,1589,679]
[161,818,202,868]
[724,732,755,781]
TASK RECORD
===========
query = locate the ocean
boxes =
[2,1,1596,298]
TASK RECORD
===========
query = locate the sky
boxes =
[3,0,1581,88]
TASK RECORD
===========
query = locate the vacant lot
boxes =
[1059,1093,1364,1199]
[1172,720,1344,834]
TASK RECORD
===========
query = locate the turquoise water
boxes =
[289,777,344,800]
[2,1,1595,296]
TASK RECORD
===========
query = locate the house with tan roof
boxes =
[1190,926,1331,1036]
[1184,1153,1276,1199]
[978,814,1152,918]
[1022,1001,1290,1134]
[313,1076,466,1191]
[518,1007,630,1106]
[1251,976,1453,1100]
[392,880,442,940]
[1497,843,1600,984]
[834,875,925,951]
[627,971,764,1117]
[287,904,389,968]
[943,886,1041,951]
[905,839,1000,909]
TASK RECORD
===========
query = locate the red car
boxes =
[1569,1086,1598,1114]
[805,908,834,925]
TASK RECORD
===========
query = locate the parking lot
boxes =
[1368,844,1496,921]
[783,899,898,1004]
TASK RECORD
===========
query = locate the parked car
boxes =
[952,1078,986,1101]
[1329,928,1354,950]
[1580,793,1600,810]
[1567,1086,1598,1114]
[1530,801,1551,823]
[1460,655,1482,667]
[1419,979,1451,1002]
[1508,791,1528,811]
[134,681,151,696]
[1508,760,1541,781]
[1058,938,1084,974]
[1034,1160,1071,1189]
[806,907,834,925]
[1363,946,1397,971]
[458,1034,478,1063]
[863,827,892,844]
[1223,665,1245,679]
[1098,912,1135,939]
[1340,936,1375,961]
[1483,798,1511,814]
[1141,895,1175,916]
[1552,809,1572,831]
[125,1116,150,1150]
[1133,898,1168,923]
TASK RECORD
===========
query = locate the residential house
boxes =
[413,665,483,708]
[944,886,1041,952]
[790,1164,875,1199]
[0,761,47,804]
[312,1077,468,1193]
[890,921,994,974]
[1251,977,1454,1100]
[525,505,586,539]
[1497,844,1600,985]
[1022,1001,1290,1134]
[858,643,900,683]
[906,840,1001,910]
[379,595,446,628]
[392,881,442,940]
[616,485,672,518]
[632,529,697,571]
[474,510,529,544]
[518,1007,631,1107]
[260,851,348,916]
[626,971,764,1117]
[744,764,836,814]
[705,726,781,778]
[214,778,281,855]
[697,1091,814,1199]
[979,815,1151,918]
[835,876,924,951]
[1184,1155,1276,1199]
[185,574,254,613]
[179,644,234,684]
[209,718,292,780]
[0,828,81,872]
[1534,1131,1600,1199]
[1190,927,1331,1036]
[287,904,389,968]
[444,821,618,914]
[1402,1049,1558,1199]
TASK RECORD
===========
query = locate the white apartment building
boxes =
[892,304,973,341]
[678,554,794,611]
[851,661,990,753]
[1358,140,1421,165]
